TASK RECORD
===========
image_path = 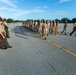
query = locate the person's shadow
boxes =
[10,26,41,39]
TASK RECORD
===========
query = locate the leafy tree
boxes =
[55,19,60,23]
[72,18,76,23]
[68,19,72,23]
[61,18,70,23]
[7,18,14,23]
[14,20,20,22]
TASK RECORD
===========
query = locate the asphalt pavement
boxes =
[0,23,76,75]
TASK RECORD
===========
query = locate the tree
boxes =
[72,18,76,23]
[14,20,22,23]
[7,18,14,23]
[61,18,70,23]
[54,19,60,23]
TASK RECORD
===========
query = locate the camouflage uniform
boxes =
[39,20,43,37]
[43,21,48,40]
[61,21,67,35]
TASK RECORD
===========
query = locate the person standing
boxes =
[38,20,43,37]
[70,22,76,36]
[61,21,67,35]
[43,20,48,40]
[47,20,50,36]
[3,19,10,38]
[56,21,59,34]
[34,20,38,34]
[50,20,53,34]
[0,18,12,49]
[53,20,57,35]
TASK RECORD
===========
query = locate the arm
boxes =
[0,32,5,39]
[3,22,9,28]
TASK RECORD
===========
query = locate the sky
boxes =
[0,0,76,20]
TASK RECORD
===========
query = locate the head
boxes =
[0,17,3,25]
[3,19,6,22]
[0,17,2,21]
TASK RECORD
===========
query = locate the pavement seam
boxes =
[35,33,76,57]
[29,38,60,75]
[22,27,76,58]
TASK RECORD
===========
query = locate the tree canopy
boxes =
[72,18,76,23]
[7,18,14,23]
[3,17,76,23]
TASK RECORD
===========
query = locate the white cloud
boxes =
[55,11,68,15]
[0,7,45,19]
[59,0,71,3]
[0,0,16,8]
[0,7,45,14]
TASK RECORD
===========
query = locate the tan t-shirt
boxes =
[3,21,9,28]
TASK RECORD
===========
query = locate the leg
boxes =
[61,28,65,34]
[2,32,12,49]
[75,31,76,36]
[70,30,75,36]
[5,28,10,38]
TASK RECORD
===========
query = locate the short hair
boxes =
[3,19,6,22]
[0,17,2,21]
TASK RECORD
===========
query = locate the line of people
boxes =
[61,21,76,36]
[22,20,76,38]
[0,17,12,50]
[22,20,59,40]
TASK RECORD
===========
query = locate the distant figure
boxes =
[56,21,59,33]
[70,22,76,36]
[22,22,25,27]
[38,20,43,37]
[61,21,67,35]
[34,20,38,33]
[31,20,34,31]
[53,21,59,36]
[50,20,53,34]
[3,19,10,38]
[43,20,48,40]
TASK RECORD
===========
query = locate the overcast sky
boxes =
[0,0,76,20]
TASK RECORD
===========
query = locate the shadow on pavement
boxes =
[10,26,41,39]
[56,31,76,37]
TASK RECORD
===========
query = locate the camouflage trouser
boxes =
[43,29,48,39]
[39,27,42,36]
[50,27,53,34]
[61,28,67,34]
[75,31,76,36]
[47,28,50,36]
[0,32,10,49]
[5,27,10,38]
[70,29,76,36]
[34,26,38,33]
[32,26,34,32]
[53,27,58,35]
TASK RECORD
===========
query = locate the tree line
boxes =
[5,17,76,23]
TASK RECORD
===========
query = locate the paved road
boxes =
[0,23,76,75]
